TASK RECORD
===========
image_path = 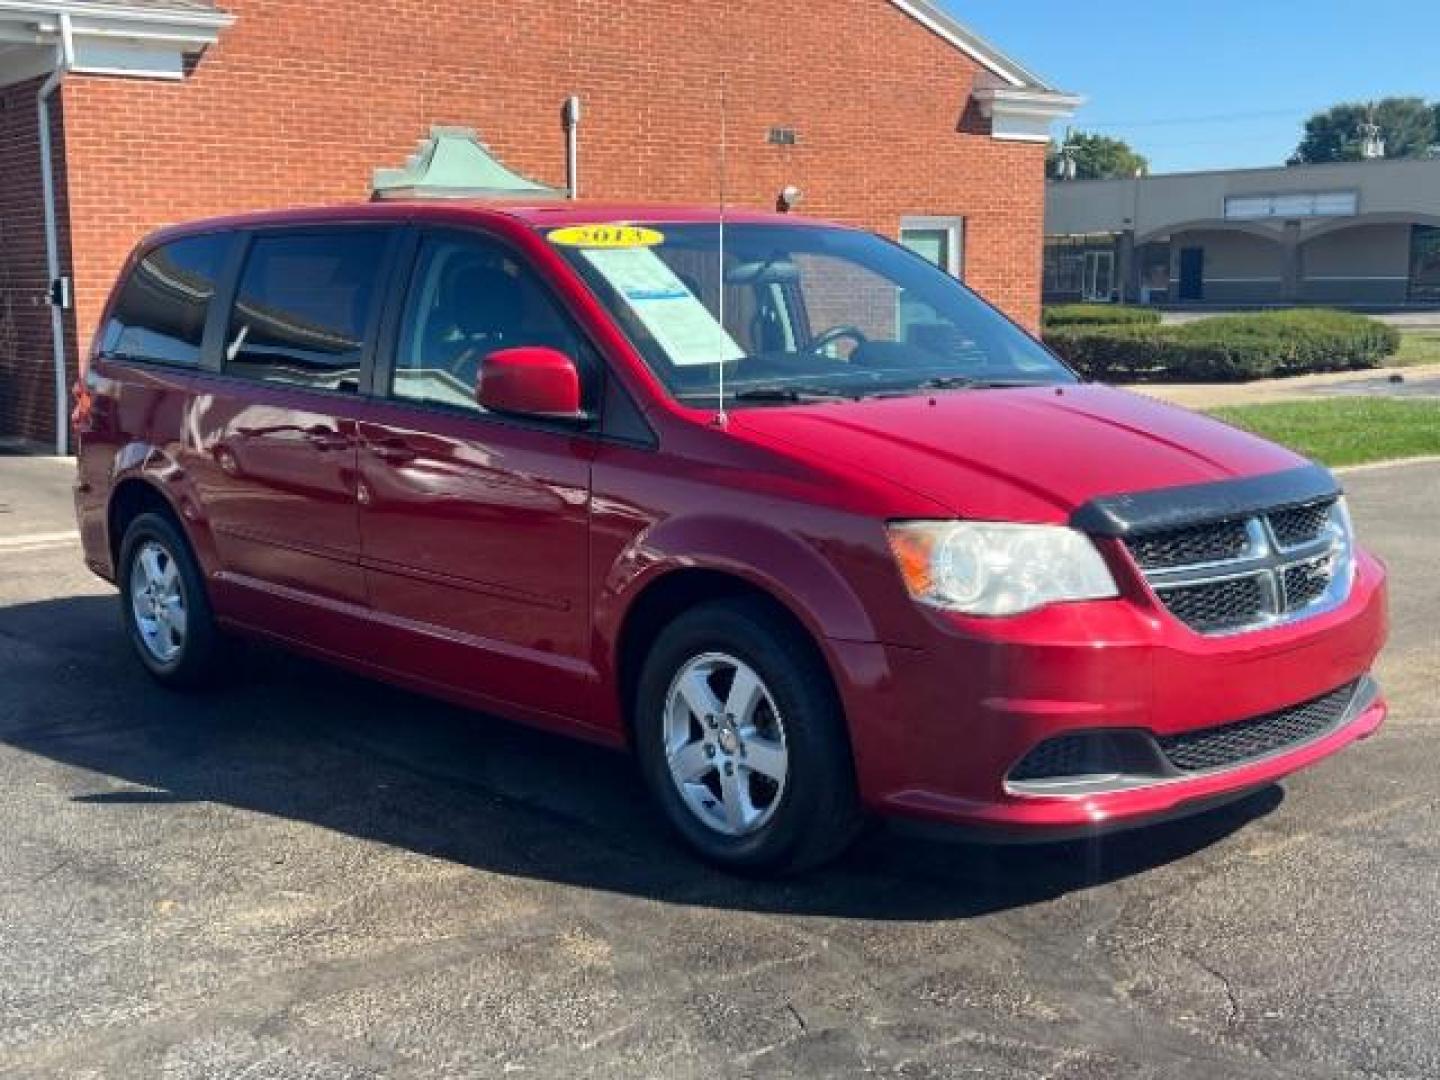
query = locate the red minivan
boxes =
[74,202,1387,873]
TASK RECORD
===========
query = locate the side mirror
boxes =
[478,347,586,422]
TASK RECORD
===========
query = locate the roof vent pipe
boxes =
[563,96,582,200]
[38,12,75,455]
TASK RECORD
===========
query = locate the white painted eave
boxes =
[0,1,232,50]
[0,1,230,84]
[973,86,1085,143]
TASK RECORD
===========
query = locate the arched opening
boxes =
[1129,216,1440,307]
[1153,224,1287,305]
[1298,220,1416,305]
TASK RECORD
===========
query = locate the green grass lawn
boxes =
[1393,331,1440,367]
[1209,398,1440,467]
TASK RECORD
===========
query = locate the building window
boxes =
[900,217,965,279]
[1043,235,1118,301]
[1411,225,1440,303]
[1224,191,1358,221]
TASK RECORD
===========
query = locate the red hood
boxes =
[729,385,1307,523]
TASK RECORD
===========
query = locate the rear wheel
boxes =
[634,598,861,875]
[118,512,220,688]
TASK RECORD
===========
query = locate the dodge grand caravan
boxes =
[73,203,1388,874]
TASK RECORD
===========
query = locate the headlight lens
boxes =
[887,521,1119,616]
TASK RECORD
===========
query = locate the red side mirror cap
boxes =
[478,347,584,421]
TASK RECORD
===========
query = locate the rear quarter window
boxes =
[102,233,231,366]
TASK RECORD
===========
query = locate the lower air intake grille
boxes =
[1156,682,1358,773]
[1008,733,1127,783]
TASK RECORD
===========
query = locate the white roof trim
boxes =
[973,86,1084,143]
[0,1,230,87]
[0,1,232,44]
[884,0,1058,90]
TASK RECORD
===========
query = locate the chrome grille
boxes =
[1125,498,1351,635]
[1269,501,1334,549]
[1156,575,1267,634]
[1283,556,1335,612]
[1157,682,1358,772]
[1125,520,1252,570]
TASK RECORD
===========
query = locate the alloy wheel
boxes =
[662,651,789,836]
[129,539,187,665]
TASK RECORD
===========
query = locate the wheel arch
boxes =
[603,516,879,745]
[107,475,186,571]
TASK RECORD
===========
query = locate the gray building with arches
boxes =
[1044,157,1440,307]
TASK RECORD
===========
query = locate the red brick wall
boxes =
[54,0,1045,415]
[0,78,77,448]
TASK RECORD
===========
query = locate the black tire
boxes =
[117,511,221,689]
[633,597,861,875]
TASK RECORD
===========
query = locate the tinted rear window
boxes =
[102,234,230,366]
[224,230,389,392]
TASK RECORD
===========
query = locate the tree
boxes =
[1291,97,1437,164]
[1048,132,1149,181]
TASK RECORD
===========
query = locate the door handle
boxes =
[364,436,417,465]
[303,426,352,453]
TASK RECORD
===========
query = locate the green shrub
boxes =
[1042,304,1162,329]
[1043,309,1401,382]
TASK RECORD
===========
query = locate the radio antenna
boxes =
[715,74,729,427]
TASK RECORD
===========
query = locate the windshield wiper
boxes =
[861,376,979,399]
[901,376,1053,394]
[861,375,1056,400]
[916,376,980,390]
[729,385,854,404]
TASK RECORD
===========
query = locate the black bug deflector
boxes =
[1071,464,1341,538]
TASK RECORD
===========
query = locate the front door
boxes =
[1179,247,1205,302]
[355,228,599,725]
[193,227,395,615]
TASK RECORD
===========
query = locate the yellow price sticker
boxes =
[548,224,665,249]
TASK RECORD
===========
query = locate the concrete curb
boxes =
[1123,361,1440,410]
[1334,455,1440,475]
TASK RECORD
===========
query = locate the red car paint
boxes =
[74,202,1388,839]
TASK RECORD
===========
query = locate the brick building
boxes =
[0,0,1078,451]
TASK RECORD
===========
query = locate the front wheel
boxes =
[634,598,861,875]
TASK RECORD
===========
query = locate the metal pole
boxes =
[38,12,75,455]
[564,96,581,200]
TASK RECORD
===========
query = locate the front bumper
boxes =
[831,548,1388,837]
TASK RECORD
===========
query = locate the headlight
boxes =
[886,521,1119,616]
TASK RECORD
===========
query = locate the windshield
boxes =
[547,221,1075,407]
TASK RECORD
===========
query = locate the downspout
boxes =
[38,12,75,455]
[563,95,581,200]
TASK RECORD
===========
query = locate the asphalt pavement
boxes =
[0,455,1436,1079]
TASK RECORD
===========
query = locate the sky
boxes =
[948,1,1440,174]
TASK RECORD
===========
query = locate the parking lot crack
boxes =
[1194,956,1243,1028]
